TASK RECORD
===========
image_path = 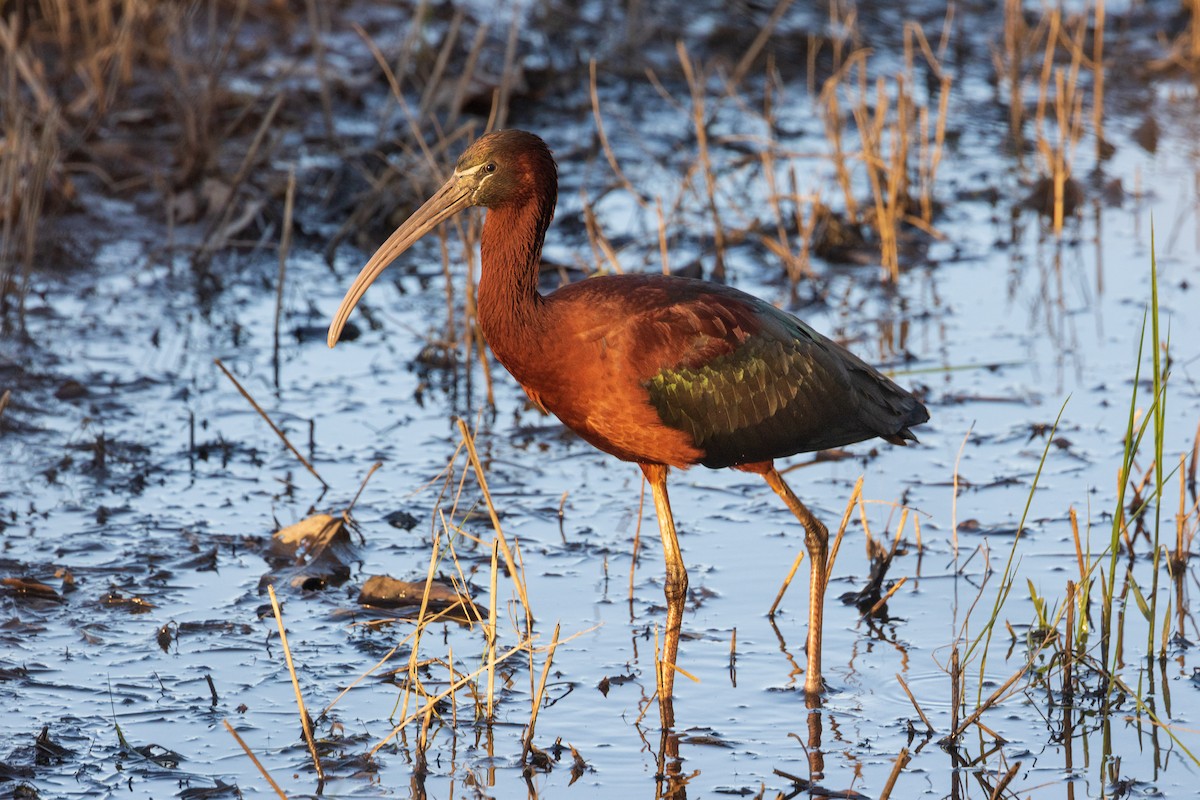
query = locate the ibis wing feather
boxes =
[623,282,927,469]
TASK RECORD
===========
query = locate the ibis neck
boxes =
[477,201,552,366]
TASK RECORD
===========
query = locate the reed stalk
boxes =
[677,41,727,281]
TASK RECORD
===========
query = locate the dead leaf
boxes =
[264,513,356,589]
[358,574,464,608]
[1,577,64,602]
[357,574,481,622]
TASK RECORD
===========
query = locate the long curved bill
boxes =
[328,175,473,347]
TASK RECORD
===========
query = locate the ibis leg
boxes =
[760,466,830,698]
[640,462,686,728]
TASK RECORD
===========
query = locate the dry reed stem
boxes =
[213,358,327,487]
[0,113,19,311]
[521,622,561,762]
[1160,595,1173,657]
[951,425,973,559]
[817,60,861,225]
[655,197,671,275]
[455,418,532,614]
[1176,452,1200,565]
[995,0,1038,157]
[878,747,911,800]
[790,170,819,281]
[414,439,469,512]
[903,15,949,71]
[0,17,52,114]
[0,389,10,422]
[851,72,911,282]
[730,0,798,88]
[828,0,861,71]
[354,23,418,147]
[758,142,807,285]
[272,167,296,384]
[904,18,952,226]
[511,539,545,710]
[767,551,806,616]
[493,8,521,132]
[989,760,1021,799]
[446,644,459,728]
[303,0,334,141]
[1068,506,1088,584]
[1064,579,1076,697]
[353,23,477,194]
[949,647,961,738]
[405,621,596,749]
[865,576,907,618]
[1190,418,1199,496]
[487,538,499,720]
[895,673,935,732]
[417,7,464,122]
[267,584,325,782]
[1190,0,1200,61]
[342,461,383,520]
[447,22,489,135]
[642,65,687,115]
[1178,453,1188,562]
[629,475,646,603]
[974,719,1004,743]
[582,196,624,274]
[825,476,865,574]
[222,719,288,800]
[891,507,910,559]
[415,703,433,777]
[677,40,727,281]
[446,453,483,542]
[589,59,647,208]
[664,660,698,684]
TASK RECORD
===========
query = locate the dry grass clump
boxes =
[813,13,952,283]
[581,5,953,290]
[992,0,1107,234]
[0,2,197,324]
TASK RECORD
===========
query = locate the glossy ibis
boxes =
[328,130,929,722]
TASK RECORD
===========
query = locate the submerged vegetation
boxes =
[2,1,1199,798]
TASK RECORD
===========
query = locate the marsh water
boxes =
[2,1,1199,798]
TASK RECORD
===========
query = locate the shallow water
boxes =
[3,2,1199,798]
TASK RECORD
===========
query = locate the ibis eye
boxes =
[484,162,497,173]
